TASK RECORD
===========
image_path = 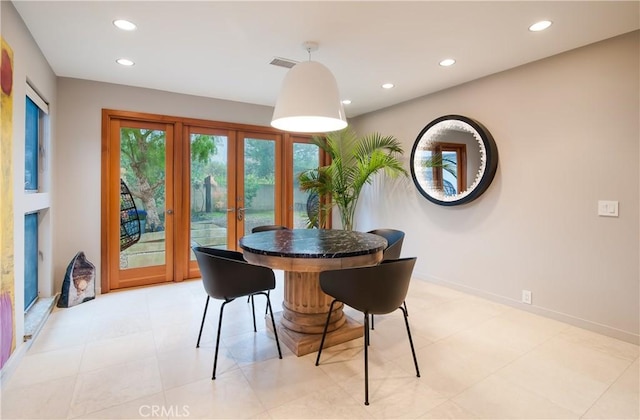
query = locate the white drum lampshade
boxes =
[271,60,347,133]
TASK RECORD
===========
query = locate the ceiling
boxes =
[12,1,640,118]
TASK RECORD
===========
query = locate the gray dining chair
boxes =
[251,225,288,233]
[315,258,420,405]
[193,246,282,379]
[248,225,288,310]
[367,229,408,329]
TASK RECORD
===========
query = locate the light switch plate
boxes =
[598,200,619,217]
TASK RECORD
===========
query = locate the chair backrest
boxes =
[193,246,275,300]
[319,257,417,315]
[251,225,288,233]
[194,246,245,262]
[367,229,405,260]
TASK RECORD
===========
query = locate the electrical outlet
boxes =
[522,290,532,305]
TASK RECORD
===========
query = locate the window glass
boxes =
[25,97,39,191]
[24,213,38,310]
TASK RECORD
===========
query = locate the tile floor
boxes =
[1,274,638,419]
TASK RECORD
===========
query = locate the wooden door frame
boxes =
[235,131,284,242]
[102,113,177,292]
[102,109,315,291]
[433,142,467,194]
[182,125,238,279]
[284,135,331,228]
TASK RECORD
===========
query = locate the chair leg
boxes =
[251,294,257,332]
[315,299,339,366]
[196,296,210,348]
[264,292,283,359]
[400,306,420,378]
[212,301,229,380]
[403,300,409,317]
[249,291,271,319]
[364,312,370,406]
[247,290,269,318]
[371,314,375,330]
[366,315,371,346]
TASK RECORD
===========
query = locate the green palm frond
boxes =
[354,132,404,160]
[421,155,457,178]
[298,127,407,230]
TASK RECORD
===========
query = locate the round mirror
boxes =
[410,115,498,206]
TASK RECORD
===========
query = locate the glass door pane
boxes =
[105,114,175,290]
[119,127,167,270]
[242,137,277,235]
[292,142,320,228]
[442,151,458,195]
[190,132,230,257]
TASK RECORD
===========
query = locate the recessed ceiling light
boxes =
[381,83,394,89]
[341,99,352,105]
[116,58,135,66]
[439,58,456,67]
[113,19,137,31]
[529,20,552,32]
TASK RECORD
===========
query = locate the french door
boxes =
[104,118,175,290]
[184,127,284,279]
[103,110,321,291]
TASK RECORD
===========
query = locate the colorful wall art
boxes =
[1,37,15,369]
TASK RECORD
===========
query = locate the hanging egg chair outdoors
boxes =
[306,192,319,228]
[120,179,141,251]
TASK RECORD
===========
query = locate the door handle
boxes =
[166,209,174,215]
[237,207,245,221]
[226,208,235,212]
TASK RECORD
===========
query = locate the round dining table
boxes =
[239,229,387,356]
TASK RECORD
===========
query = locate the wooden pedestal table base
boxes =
[239,229,387,357]
[266,271,363,356]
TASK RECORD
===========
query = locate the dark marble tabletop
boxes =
[238,229,387,258]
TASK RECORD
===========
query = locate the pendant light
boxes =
[271,42,347,133]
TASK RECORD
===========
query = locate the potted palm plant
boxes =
[298,128,407,230]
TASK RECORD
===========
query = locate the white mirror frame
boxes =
[410,115,498,206]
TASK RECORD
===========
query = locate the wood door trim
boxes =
[102,113,176,292]
[102,109,324,290]
[184,126,236,277]
[103,109,286,136]
[235,131,284,242]
[434,142,467,194]
[100,110,112,293]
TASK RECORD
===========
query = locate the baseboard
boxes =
[412,271,639,345]
[0,337,30,385]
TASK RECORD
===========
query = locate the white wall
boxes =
[55,78,275,293]
[1,1,57,358]
[352,31,639,343]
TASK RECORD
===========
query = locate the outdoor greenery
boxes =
[190,135,226,213]
[298,128,407,230]
[122,130,321,231]
[121,129,215,231]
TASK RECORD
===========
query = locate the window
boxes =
[24,212,38,310]
[25,84,48,192]
[24,85,49,309]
